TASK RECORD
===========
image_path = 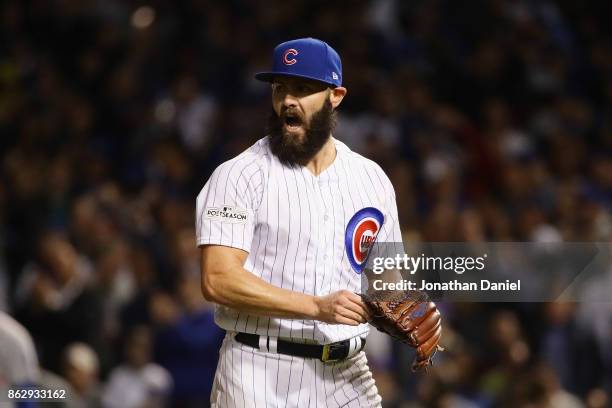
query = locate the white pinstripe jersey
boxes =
[196,136,402,343]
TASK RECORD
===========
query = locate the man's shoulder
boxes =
[335,138,390,182]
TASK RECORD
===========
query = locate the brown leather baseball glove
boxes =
[361,290,443,371]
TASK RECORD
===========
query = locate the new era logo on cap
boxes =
[255,37,343,87]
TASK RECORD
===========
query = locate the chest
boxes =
[254,165,384,253]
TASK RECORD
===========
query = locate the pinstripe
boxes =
[306,171,323,342]
[355,354,380,407]
[229,332,237,405]
[265,168,281,337]
[314,359,319,407]
[299,168,313,339]
[222,157,245,245]
[277,166,296,338]
[264,353,268,408]
[239,219,265,333]
[210,150,254,239]
[318,182,330,296]
[272,354,280,407]
[322,362,330,408]
[331,363,348,407]
[356,354,380,407]
[288,166,302,339]
[254,173,272,334]
[358,162,379,207]
[297,358,306,407]
[326,182,338,294]
[330,162,351,341]
[206,158,224,242]
[251,347,259,408]
[347,361,366,407]
[222,336,230,407]
[334,364,354,402]
[336,358,361,403]
[284,356,295,407]
[318,181,336,338]
[350,159,370,218]
[240,341,246,408]
[307,361,312,408]
[238,165,263,247]
[338,149,358,304]
[327,362,344,408]
[331,163,347,288]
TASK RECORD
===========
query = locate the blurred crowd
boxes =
[1,0,611,407]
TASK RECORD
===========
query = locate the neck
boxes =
[305,135,336,176]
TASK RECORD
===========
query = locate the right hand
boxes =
[314,290,370,326]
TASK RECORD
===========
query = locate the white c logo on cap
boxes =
[283,49,298,65]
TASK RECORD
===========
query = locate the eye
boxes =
[272,83,286,93]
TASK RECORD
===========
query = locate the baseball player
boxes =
[196,38,439,408]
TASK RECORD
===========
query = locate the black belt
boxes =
[234,332,366,362]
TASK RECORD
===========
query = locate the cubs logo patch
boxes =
[345,207,384,274]
[283,48,298,65]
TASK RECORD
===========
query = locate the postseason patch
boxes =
[345,207,384,274]
[204,206,249,224]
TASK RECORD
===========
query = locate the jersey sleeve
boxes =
[372,168,405,272]
[195,158,264,253]
[379,172,403,244]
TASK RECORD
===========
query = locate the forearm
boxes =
[203,264,319,320]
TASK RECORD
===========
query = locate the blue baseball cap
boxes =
[255,38,342,87]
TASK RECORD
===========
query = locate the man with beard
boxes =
[196,38,401,407]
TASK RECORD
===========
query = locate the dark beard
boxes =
[267,99,336,166]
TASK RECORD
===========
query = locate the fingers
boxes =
[334,307,365,326]
[343,294,370,322]
[317,290,371,325]
[334,315,360,326]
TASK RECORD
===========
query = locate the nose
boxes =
[282,91,298,108]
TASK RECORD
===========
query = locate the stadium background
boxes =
[1,0,612,407]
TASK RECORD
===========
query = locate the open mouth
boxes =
[283,112,303,131]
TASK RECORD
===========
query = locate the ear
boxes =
[329,87,347,109]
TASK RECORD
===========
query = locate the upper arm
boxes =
[195,157,263,253]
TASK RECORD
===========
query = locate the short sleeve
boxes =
[378,173,403,244]
[195,158,263,253]
[370,171,404,270]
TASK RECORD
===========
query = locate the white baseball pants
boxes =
[211,333,382,408]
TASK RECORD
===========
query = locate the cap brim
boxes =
[254,72,337,87]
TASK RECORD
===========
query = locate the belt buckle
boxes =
[322,341,347,362]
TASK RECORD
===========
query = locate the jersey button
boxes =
[323,254,328,260]
[324,214,329,221]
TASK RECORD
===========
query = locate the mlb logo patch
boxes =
[345,207,384,273]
